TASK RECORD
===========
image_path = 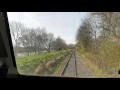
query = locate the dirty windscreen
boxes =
[7,12,120,78]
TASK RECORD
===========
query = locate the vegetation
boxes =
[16,50,71,75]
[76,12,120,77]
[77,52,109,77]
[10,12,120,77]
[9,19,74,76]
[53,57,69,76]
[10,21,70,58]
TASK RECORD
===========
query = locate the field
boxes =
[16,50,71,75]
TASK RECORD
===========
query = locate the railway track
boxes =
[61,50,78,77]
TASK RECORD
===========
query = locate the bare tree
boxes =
[92,12,120,38]
[10,21,26,57]
[25,28,37,55]
[35,28,48,54]
[83,15,100,51]
[76,18,93,51]
[45,33,55,52]
[10,21,69,57]
[19,28,31,56]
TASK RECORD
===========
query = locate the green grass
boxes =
[16,50,71,75]
[52,57,69,76]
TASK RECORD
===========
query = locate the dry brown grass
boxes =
[34,53,70,75]
[34,64,46,75]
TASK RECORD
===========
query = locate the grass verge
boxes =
[52,57,69,76]
[16,50,71,75]
[77,51,109,78]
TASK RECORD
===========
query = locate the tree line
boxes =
[76,12,120,52]
[10,21,73,57]
[76,12,120,76]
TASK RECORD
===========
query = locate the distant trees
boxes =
[68,44,75,49]
[53,37,68,51]
[10,21,68,57]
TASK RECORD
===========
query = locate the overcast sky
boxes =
[7,12,88,44]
